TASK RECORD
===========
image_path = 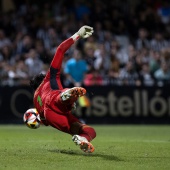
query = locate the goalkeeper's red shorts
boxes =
[42,108,81,134]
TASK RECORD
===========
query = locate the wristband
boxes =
[71,33,80,42]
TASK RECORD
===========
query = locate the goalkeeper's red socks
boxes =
[79,125,96,142]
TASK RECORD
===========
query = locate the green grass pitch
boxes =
[0,125,170,170]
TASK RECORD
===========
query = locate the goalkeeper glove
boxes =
[77,25,94,38]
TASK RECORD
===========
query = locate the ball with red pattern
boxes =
[23,108,41,129]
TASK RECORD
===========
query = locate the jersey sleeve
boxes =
[50,32,80,69]
[48,34,80,90]
[50,38,74,69]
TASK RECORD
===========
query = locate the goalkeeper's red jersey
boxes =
[33,38,74,120]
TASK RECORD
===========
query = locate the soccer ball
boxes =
[23,108,41,129]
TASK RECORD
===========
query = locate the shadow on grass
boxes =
[49,149,123,161]
[135,156,170,159]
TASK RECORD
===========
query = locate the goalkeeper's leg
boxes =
[70,122,96,153]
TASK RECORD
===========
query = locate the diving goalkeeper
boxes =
[29,26,96,153]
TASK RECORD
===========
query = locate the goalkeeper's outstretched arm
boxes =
[51,25,94,69]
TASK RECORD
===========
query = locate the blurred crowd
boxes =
[1,0,170,87]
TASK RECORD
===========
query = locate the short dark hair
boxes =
[30,73,45,91]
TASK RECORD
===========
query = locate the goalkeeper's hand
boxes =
[77,25,94,38]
